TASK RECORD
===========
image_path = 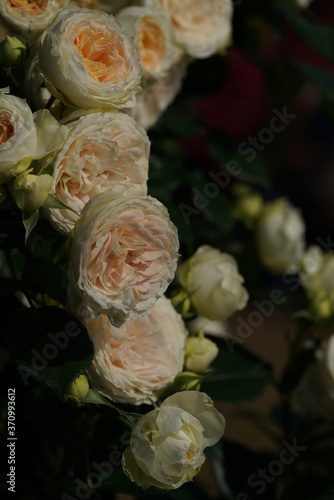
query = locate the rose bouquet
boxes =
[1,0,334,499]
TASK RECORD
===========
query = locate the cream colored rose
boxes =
[39,9,143,110]
[177,245,248,321]
[68,186,179,327]
[0,93,67,183]
[129,57,188,129]
[117,6,174,80]
[87,295,187,405]
[123,391,225,490]
[299,246,334,320]
[184,332,218,372]
[256,198,306,275]
[12,168,53,211]
[0,0,68,37]
[296,336,334,419]
[43,111,150,235]
[143,0,233,58]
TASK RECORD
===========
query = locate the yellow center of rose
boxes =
[73,25,127,83]
[0,112,14,146]
[9,0,48,16]
[137,17,166,72]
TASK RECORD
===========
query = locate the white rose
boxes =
[299,246,334,320]
[87,296,187,405]
[43,111,150,235]
[296,336,334,419]
[123,391,225,490]
[256,198,306,275]
[143,0,233,58]
[117,6,174,80]
[129,57,188,129]
[68,186,179,327]
[177,245,248,321]
[0,0,68,37]
[39,9,143,110]
[0,92,67,183]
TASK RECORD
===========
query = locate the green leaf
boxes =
[22,257,67,301]
[38,156,56,177]
[22,209,39,244]
[159,107,201,137]
[187,171,234,235]
[82,389,142,427]
[167,204,195,255]
[208,139,271,189]
[3,306,94,399]
[43,194,79,215]
[201,344,271,403]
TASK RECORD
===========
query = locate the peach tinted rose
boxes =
[43,111,150,235]
[39,9,142,109]
[67,186,179,327]
[117,6,174,80]
[87,296,187,404]
[0,0,67,37]
[144,0,233,58]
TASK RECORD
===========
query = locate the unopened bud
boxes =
[311,295,332,321]
[171,289,191,317]
[0,35,28,67]
[66,374,89,400]
[184,331,218,372]
[12,169,53,211]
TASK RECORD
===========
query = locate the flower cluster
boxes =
[2,2,334,498]
[0,0,235,492]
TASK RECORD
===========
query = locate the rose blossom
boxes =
[299,246,334,320]
[122,391,225,490]
[177,245,249,321]
[256,198,305,275]
[0,91,67,183]
[296,335,334,419]
[143,0,233,58]
[117,6,174,80]
[87,296,187,405]
[0,0,67,38]
[68,186,179,327]
[43,111,150,235]
[39,9,142,110]
[130,57,188,129]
